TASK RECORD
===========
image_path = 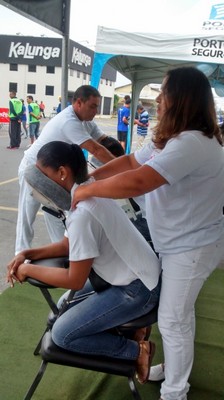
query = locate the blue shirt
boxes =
[117,106,130,132]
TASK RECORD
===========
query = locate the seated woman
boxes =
[7,141,161,384]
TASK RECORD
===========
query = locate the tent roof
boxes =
[107,55,195,84]
[93,26,224,85]
[91,26,224,152]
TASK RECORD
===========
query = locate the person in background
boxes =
[56,96,62,114]
[27,95,41,146]
[56,96,71,113]
[39,101,46,118]
[72,67,224,400]
[7,141,161,385]
[15,85,115,256]
[135,104,149,149]
[20,99,28,139]
[117,96,131,151]
[7,91,23,149]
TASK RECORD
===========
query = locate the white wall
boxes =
[0,63,115,116]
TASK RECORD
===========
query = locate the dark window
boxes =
[46,66,55,74]
[77,71,80,78]
[83,73,86,80]
[10,63,18,71]
[9,82,17,92]
[27,84,36,94]
[28,65,36,72]
[45,86,54,96]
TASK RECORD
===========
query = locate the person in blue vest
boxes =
[7,91,23,149]
[27,95,41,146]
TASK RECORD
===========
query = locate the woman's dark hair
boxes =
[37,141,88,184]
[153,66,222,149]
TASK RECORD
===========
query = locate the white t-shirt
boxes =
[135,130,224,254]
[65,183,160,290]
[23,105,104,164]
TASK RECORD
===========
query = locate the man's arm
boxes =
[80,138,115,164]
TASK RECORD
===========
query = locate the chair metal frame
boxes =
[23,305,158,400]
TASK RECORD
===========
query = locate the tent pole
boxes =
[61,0,71,111]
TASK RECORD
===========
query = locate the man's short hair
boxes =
[125,98,131,105]
[137,104,143,110]
[72,85,101,102]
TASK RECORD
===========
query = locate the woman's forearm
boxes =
[20,264,75,289]
[20,239,69,261]
[73,165,167,206]
[91,153,137,180]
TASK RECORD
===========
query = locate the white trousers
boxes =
[15,157,65,254]
[135,134,146,150]
[158,235,224,400]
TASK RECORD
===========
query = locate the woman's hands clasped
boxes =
[6,254,27,287]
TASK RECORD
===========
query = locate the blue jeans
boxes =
[52,278,160,360]
[29,122,40,139]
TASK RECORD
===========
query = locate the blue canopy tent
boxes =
[91,26,224,152]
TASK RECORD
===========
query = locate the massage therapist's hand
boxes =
[72,185,90,209]
[6,254,26,287]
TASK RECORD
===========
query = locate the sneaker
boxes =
[148,363,165,381]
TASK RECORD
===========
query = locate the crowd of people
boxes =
[6,67,224,400]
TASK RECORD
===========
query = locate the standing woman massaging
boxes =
[72,67,224,400]
[7,141,161,385]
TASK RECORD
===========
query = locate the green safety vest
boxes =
[8,98,23,119]
[29,102,40,123]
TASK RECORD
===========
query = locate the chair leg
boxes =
[23,360,48,400]
[128,377,142,400]
[33,327,49,355]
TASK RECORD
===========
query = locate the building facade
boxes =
[0,35,116,116]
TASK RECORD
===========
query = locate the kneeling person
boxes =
[7,141,161,384]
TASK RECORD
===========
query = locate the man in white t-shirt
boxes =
[15,85,115,255]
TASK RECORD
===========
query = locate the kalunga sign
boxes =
[0,34,116,79]
[8,42,61,60]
